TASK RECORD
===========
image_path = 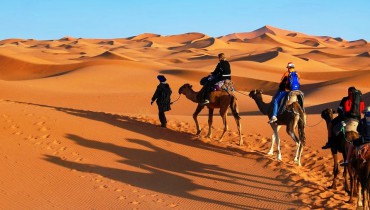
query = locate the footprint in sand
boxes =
[39,127,50,132]
[167,203,178,208]
[130,200,141,205]
[52,140,61,145]
[58,147,67,151]
[10,125,19,129]
[74,157,84,162]
[13,131,23,135]
[117,195,127,200]
[24,136,37,141]
[98,185,109,189]
[35,121,46,126]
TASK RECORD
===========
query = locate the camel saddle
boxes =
[332,119,359,136]
[214,79,235,96]
[278,90,305,115]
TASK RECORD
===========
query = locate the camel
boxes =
[348,143,370,207]
[178,84,243,145]
[321,108,358,193]
[248,89,306,166]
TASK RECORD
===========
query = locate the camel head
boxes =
[178,83,193,95]
[321,108,335,120]
[248,89,263,100]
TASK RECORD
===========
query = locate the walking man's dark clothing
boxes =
[151,75,172,128]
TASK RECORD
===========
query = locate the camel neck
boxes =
[254,96,270,115]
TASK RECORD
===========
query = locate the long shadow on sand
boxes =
[45,134,299,209]
[44,135,302,209]
[8,100,253,158]
[8,100,304,209]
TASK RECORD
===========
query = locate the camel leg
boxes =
[235,118,242,146]
[206,108,214,138]
[358,184,363,207]
[343,150,351,194]
[267,133,275,156]
[329,153,339,189]
[295,143,304,166]
[294,142,300,162]
[286,115,301,165]
[270,124,282,161]
[218,105,228,142]
[363,185,367,210]
[268,125,281,156]
[276,135,282,161]
[193,105,204,135]
[218,113,228,142]
[229,96,242,145]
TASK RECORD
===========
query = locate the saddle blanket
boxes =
[333,119,359,136]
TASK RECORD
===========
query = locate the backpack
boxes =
[344,89,364,118]
[289,71,300,91]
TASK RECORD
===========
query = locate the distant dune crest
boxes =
[0,25,368,81]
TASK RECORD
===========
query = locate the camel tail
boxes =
[230,96,241,120]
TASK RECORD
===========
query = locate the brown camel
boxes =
[321,108,358,193]
[178,84,243,145]
[248,89,306,166]
[348,144,370,207]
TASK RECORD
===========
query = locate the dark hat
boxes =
[348,86,356,92]
[157,75,166,82]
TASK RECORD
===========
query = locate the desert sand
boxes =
[0,25,369,209]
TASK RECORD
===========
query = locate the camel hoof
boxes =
[277,154,282,161]
[294,159,301,165]
[267,151,273,156]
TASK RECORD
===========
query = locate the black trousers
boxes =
[159,111,167,127]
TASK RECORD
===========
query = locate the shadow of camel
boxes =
[6,100,305,208]
[7,100,253,157]
[43,134,303,209]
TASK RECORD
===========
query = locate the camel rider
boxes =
[201,53,231,105]
[322,86,365,149]
[341,106,370,166]
[269,62,300,123]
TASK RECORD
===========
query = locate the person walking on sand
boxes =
[151,75,172,128]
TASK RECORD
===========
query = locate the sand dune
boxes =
[0,25,369,209]
[88,51,137,61]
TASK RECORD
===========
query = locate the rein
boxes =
[305,118,324,127]
[170,94,181,104]
[234,90,250,97]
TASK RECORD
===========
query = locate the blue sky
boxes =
[1,0,369,41]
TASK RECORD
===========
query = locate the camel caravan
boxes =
[175,54,370,208]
